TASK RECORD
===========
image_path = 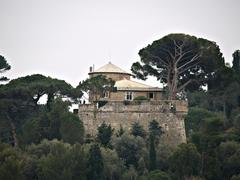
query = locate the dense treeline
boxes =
[1,35,240,179]
[184,50,240,180]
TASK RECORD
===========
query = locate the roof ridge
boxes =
[130,79,152,87]
[117,78,153,87]
[114,78,160,89]
[90,62,131,74]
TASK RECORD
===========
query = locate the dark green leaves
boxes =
[132,33,225,99]
[0,55,11,81]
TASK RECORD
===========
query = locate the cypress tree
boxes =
[131,122,146,138]
[97,122,114,148]
[87,144,104,180]
[232,50,240,72]
[149,134,156,171]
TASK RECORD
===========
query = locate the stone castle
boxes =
[78,62,188,147]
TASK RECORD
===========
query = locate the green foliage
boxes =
[148,119,164,171]
[203,117,224,134]
[187,91,209,108]
[1,35,240,180]
[185,107,217,137]
[0,142,24,180]
[233,114,240,130]
[98,100,108,108]
[18,99,84,146]
[47,99,69,140]
[78,75,115,118]
[101,148,125,180]
[140,170,172,180]
[7,74,82,107]
[116,125,125,137]
[217,141,240,179]
[231,174,240,180]
[186,60,240,179]
[189,116,225,180]
[97,122,114,148]
[0,74,83,147]
[232,50,240,73]
[0,84,36,147]
[123,100,131,105]
[85,134,94,144]
[87,143,104,180]
[149,134,156,171]
[131,33,224,99]
[19,117,41,145]
[207,67,240,120]
[121,165,138,180]
[0,55,11,81]
[149,120,163,140]
[169,143,201,179]
[27,139,57,157]
[113,134,146,168]
[131,122,146,138]
[133,96,149,101]
[60,113,84,144]
[28,140,87,180]
[156,144,174,171]
[190,117,225,152]
[78,75,115,102]
[47,99,84,144]
[137,157,148,176]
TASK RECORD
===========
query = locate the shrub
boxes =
[133,96,149,101]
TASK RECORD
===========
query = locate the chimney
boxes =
[89,66,93,73]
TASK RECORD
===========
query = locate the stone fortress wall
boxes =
[79,100,188,147]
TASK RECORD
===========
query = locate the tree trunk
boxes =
[200,152,205,177]
[6,114,18,148]
[169,63,178,100]
[223,101,228,127]
[47,93,54,110]
[93,95,98,119]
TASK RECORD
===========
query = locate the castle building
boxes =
[88,62,163,102]
[79,62,188,147]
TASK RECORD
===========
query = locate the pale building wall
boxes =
[102,91,163,101]
[88,72,163,102]
[89,72,131,81]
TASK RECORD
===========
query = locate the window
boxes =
[148,92,155,99]
[125,92,133,101]
[103,91,109,98]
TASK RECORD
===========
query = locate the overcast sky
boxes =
[1,0,240,87]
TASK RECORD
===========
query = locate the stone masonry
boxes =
[79,100,188,147]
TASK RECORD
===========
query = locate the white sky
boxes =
[1,0,240,87]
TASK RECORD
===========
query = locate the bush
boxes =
[139,170,172,180]
[0,143,25,180]
[123,100,131,106]
[133,96,149,101]
[98,100,108,108]
[169,143,201,179]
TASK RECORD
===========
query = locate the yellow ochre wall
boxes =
[105,91,163,101]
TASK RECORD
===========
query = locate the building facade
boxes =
[88,62,163,102]
[79,62,188,147]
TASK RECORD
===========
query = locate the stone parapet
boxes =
[79,100,188,147]
[79,100,188,113]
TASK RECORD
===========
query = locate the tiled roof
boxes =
[90,62,130,74]
[115,79,162,91]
